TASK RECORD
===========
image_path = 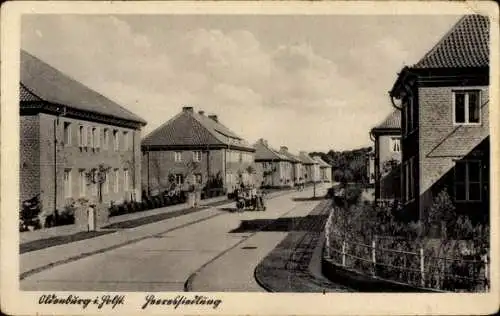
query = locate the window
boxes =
[175,174,183,185]
[79,170,86,197]
[64,169,72,198]
[64,122,71,146]
[123,169,129,191]
[454,90,480,124]
[113,130,119,151]
[88,127,94,149]
[174,151,182,162]
[193,151,202,162]
[103,129,109,150]
[94,127,100,149]
[78,126,87,147]
[455,160,482,202]
[123,132,129,151]
[239,152,242,163]
[390,137,401,153]
[114,169,119,193]
[91,180,97,196]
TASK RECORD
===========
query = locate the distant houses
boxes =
[311,155,332,183]
[369,109,401,202]
[253,139,293,188]
[141,106,256,195]
[19,50,146,225]
[299,151,321,184]
[387,14,490,225]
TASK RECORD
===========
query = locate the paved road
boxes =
[21,185,328,292]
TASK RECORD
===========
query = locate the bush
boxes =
[57,204,76,225]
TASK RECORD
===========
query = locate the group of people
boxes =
[233,183,266,211]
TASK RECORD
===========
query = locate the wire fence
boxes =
[325,211,489,292]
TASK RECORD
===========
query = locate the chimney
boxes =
[182,106,194,113]
[280,146,288,152]
[208,114,218,122]
[198,110,205,115]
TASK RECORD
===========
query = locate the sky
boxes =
[21,14,462,153]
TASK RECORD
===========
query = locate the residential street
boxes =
[21,185,328,292]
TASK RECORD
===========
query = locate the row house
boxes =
[389,15,490,225]
[369,109,402,202]
[253,139,294,188]
[278,146,305,185]
[141,106,255,195]
[311,155,333,182]
[20,50,146,224]
[298,152,321,183]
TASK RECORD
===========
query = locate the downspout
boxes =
[53,106,65,217]
[132,129,136,201]
[147,147,150,195]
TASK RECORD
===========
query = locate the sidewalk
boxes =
[20,195,228,245]
[20,188,296,279]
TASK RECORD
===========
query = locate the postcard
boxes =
[1,1,499,315]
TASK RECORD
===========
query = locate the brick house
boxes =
[141,107,256,195]
[369,109,402,202]
[389,15,490,224]
[311,155,333,182]
[20,50,146,224]
[298,151,321,183]
[278,146,305,186]
[254,139,294,188]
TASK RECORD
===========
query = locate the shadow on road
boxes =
[229,214,328,233]
[291,196,327,202]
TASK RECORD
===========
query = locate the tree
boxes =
[85,164,111,204]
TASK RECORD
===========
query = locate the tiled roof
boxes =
[20,50,146,124]
[254,139,289,161]
[372,110,401,132]
[142,109,254,150]
[413,15,489,69]
[278,148,301,163]
[312,156,332,168]
[299,152,318,165]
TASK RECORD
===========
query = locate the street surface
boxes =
[21,185,328,292]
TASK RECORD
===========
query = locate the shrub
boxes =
[57,203,76,225]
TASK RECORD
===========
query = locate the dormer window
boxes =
[454,90,480,124]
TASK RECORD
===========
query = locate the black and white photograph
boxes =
[1,1,499,315]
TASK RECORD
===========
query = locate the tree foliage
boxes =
[311,147,372,184]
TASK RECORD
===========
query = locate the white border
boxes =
[2,1,499,315]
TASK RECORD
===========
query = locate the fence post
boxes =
[342,240,346,267]
[420,247,425,288]
[484,254,489,291]
[372,239,376,276]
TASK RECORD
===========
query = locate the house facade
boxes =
[312,155,332,182]
[141,107,255,195]
[370,109,402,202]
[254,139,293,188]
[299,152,321,183]
[278,146,305,186]
[20,51,146,224]
[389,15,490,224]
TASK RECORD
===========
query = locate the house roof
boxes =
[278,147,302,163]
[312,156,332,168]
[142,108,254,151]
[20,50,146,125]
[254,139,289,161]
[371,109,401,134]
[299,152,318,165]
[413,15,490,69]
